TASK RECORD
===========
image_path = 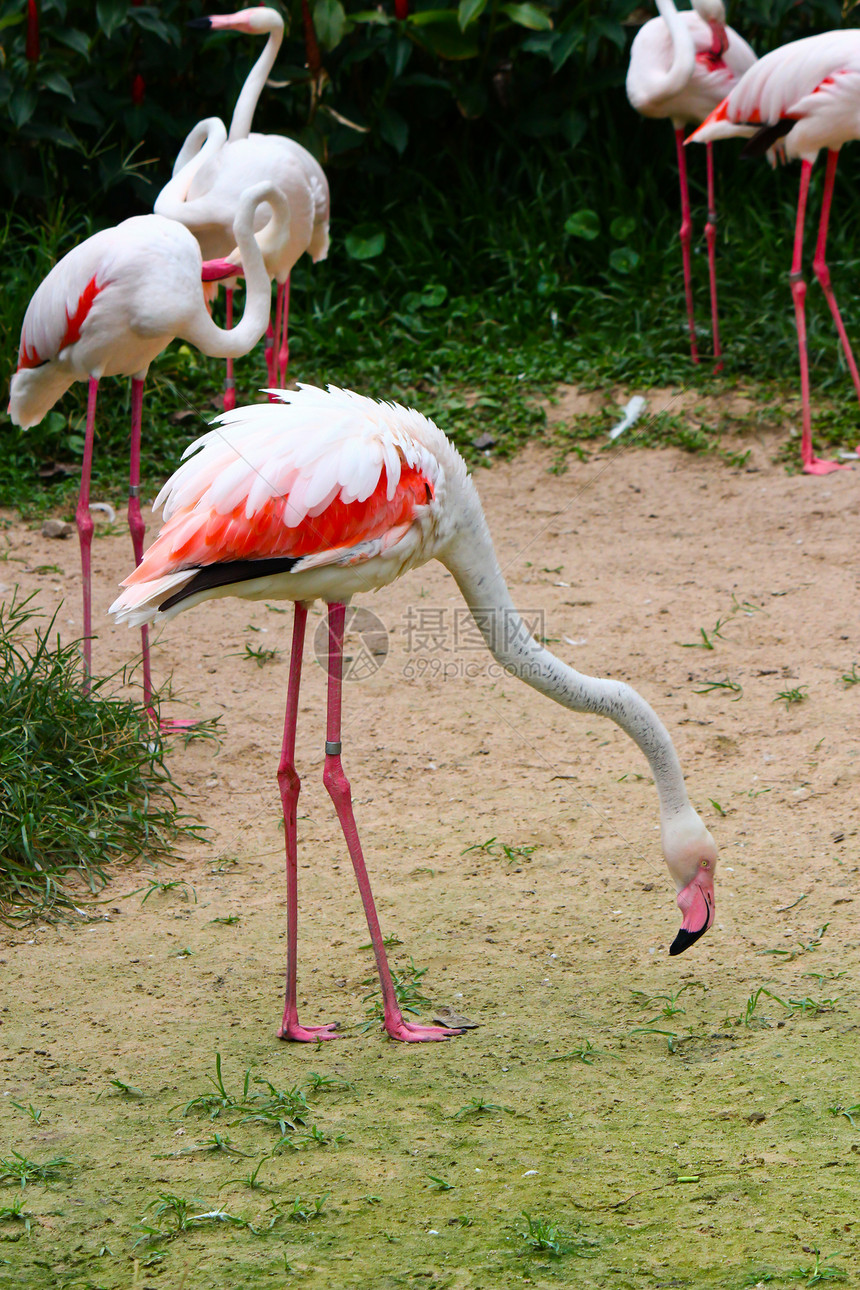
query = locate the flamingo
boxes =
[689,32,860,476]
[626,0,757,368]
[110,384,719,1044]
[8,181,291,706]
[156,7,330,407]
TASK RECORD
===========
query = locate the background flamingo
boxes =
[9,182,289,705]
[110,384,718,1044]
[690,31,860,475]
[626,0,757,368]
[157,7,330,407]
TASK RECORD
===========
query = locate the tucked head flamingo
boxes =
[626,0,757,368]
[689,31,860,475]
[8,181,290,706]
[157,7,330,407]
[110,385,718,1044]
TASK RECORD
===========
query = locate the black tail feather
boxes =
[741,118,795,160]
[161,557,301,612]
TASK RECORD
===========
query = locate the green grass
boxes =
[0,592,201,915]
[6,144,860,519]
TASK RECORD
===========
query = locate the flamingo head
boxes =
[661,807,717,956]
[188,7,284,36]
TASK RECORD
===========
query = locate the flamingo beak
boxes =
[669,868,715,956]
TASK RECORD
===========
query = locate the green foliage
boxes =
[0,592,200,915]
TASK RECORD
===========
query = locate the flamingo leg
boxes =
[812,149,860,437]
[224,288,236,413]
[704,142,722,372]
[790,161,847,476]
[322,602,464,1043]
[76,377,98,687]
[675,126,699,365]
[267,283,283,401]
[277,275,291,386]
[127,377,154,709]
[277,604,340,1042]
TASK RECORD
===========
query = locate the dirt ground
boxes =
[1,391,859,1289]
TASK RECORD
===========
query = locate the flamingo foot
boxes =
[384,1018,465,1043]
[802,456,853,476]
[277,1019,341,1043]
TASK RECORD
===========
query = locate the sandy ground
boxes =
[1,403,859,1288]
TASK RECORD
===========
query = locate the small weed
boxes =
[547,1040,599,1064]
[427,1175,453,1191]
[137,878,196,904]
[242,644,280,667]
[0,1152,72,1188]
[521,1213,565,1257]
[0,1196,32,1237]
[155,1133,251,1159]
[452,1097,513,1119]
[693,677,743,700]
[461,837,537,863]
[210,914,239,925]
[788,1248,847,1284]
[9,1102,42,1125]
[222,1156,271,1190]
[709,799,727,817]
[285,1193,330,1223]
[681,617,731,650]
[101,1077,144,1099]
[362,957,432,1028]
[630,981,706,1022]
[841,665,860,688]
[179,1053,248,1120]
[775,685,809,708]
[827,1104,860,1129]
[762,924,829,962]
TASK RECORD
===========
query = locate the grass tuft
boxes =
[0,591,202,916]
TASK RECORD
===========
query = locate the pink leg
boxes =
[322,603,464,1043]
[813,149,860,437]
[277,276,291,386]
[127,377,154,710]
[267,283,282,401]
[277,605,340,1042]
[675,126,699,365]
[75,377,98,687]
[705,143,722,372]
[791,161,848,476]
[224,289,235,412]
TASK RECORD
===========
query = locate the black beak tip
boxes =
[669,921,709,957]
[186,17,212,30]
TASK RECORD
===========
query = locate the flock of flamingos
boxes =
[6,3,857,1042]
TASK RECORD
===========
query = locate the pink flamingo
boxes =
[689,32,860,475]
[110,385,719,1043]
[626,0,757,368]
[157,7,329,407]
[9,182,290,705]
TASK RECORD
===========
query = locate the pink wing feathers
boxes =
[691,31,860,147]
[112,386,440,620]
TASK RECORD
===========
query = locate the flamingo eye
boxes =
[701,858,710,870]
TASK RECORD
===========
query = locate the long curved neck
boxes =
[180,184,286,359]
[440,484,692,824]
[228,19,284,142]
[156,118,226,220]
[653,0,696,104]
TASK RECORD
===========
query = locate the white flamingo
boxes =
[626,0,757,367]
[690,30,860,475]
[9,181,291,707]
[110,385,719,1044]
[156,7,330,406]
